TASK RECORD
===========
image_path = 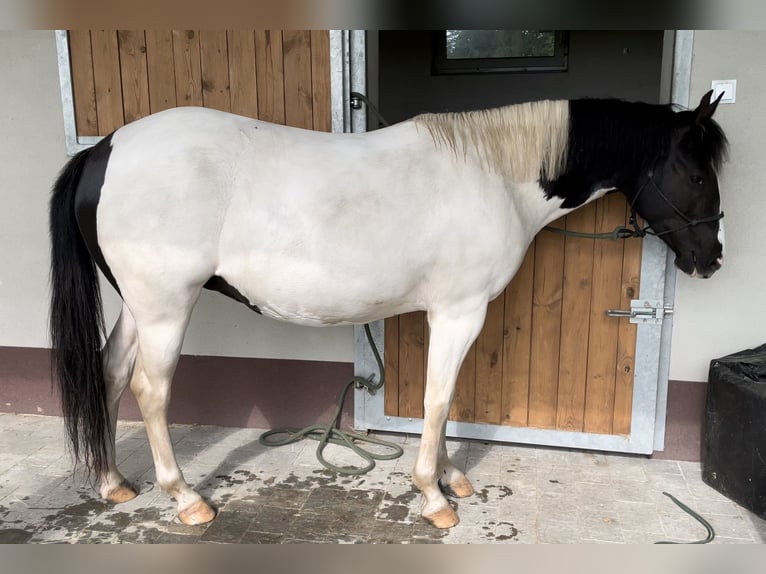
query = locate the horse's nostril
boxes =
[707,255,723,270]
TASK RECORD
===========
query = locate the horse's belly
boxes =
[219,254,426,326]
[256,299,408,326]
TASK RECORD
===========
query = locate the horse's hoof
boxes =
[178,499,217,525]
[423,506,459,529]
[105,482,139,504]
[446,476,474,498]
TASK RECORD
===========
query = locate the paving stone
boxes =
[644,459,682,475]
[266,486,310,509]
[614,500,664,533]
[538,521,581,543]
[0,412,764,544]
[240,530,285,543]
[712,536,757,544]
[199,509,253,543]
[368,519,415,543]
[155,531,201,544]
[0,528,34,543]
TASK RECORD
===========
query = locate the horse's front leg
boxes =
[413,303,487,529]
[436,420,474,498]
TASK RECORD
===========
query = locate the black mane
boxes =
[675,107,729,172]
[542,98,728,209]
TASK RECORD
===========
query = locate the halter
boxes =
[627,172,725,238]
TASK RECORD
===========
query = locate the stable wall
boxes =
[669,31,766,382]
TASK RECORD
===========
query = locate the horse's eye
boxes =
[690,175,704,186]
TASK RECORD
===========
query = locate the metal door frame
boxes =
[340,31,692,454]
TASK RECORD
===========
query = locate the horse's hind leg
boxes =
[129,297,216,525]
[100,304,140,503]
[413,303,487,528]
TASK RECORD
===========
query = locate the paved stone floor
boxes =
[0,412,764,544]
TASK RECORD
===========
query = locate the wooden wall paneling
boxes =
[383,316,400,417]
[583,195,630,434]
[310,30,332,132]
[474,294,505,424]
[254,30,285,124]
[145,30,177,113]
[555,204,596,432]
[227,30,259,118]
[613,206,643,435]
[199,31,231,112]
[89,30,124,134]
[501,245,535,426]
[282,30,314,129]
[68,31,99,136]
[117,30,150,124]
[172,30,203,107]
[527,219,566,429]
[398,312,425,419]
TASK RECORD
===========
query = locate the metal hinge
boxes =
[606,299,674,325]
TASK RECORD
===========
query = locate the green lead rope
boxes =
[655,491,716,544]
[542,224,640,241]
[258,324,404,475]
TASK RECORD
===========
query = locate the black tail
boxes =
[49,147,109,479]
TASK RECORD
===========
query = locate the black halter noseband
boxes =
[627,172,724,238]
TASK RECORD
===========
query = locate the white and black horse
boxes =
[49,91,727,528]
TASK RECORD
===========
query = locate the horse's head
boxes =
[634,90,728,278]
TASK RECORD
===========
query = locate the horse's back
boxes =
[94,107,521,325]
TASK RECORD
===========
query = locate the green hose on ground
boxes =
[259,324,404,475]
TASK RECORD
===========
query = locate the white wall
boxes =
[0,31,65,348]
[0,31,354,362]
[670,31,766,382]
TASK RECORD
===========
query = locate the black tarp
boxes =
[702,343,766,519]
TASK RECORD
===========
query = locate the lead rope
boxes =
[259,324,403,475]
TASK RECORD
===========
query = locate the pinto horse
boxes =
[49,91,727,528]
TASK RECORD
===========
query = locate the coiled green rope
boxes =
[258,324,404,475]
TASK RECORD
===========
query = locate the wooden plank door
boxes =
[67,30,331,136]
[384,193,642,437]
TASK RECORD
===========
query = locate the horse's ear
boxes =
[694,89,724,123]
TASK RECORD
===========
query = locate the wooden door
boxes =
[384,194,642,437]
[66,30,331,135]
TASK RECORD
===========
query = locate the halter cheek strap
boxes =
[628,172,725,238]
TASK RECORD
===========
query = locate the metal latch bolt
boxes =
[606,300,674,325]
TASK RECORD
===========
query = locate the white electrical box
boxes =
[711,79,737,104]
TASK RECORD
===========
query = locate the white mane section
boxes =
[414,100,570,183]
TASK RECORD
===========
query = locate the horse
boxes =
[49,90,727,529]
